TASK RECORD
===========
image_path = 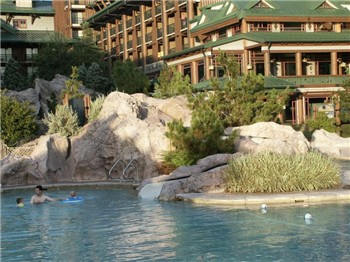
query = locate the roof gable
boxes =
[315,0,338,9]
[249,0,275,9]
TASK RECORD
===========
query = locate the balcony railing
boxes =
[146,56,154,64]
[120,44,124,52]
[26,54,37,61]
[280,76,349,86]
[111,47,117,56]
[168,47,176,54]
[181,19,188,29]
[71,17,83,25]
[145,9,152,20]
[183,43,190,49]
[110,27,116,35]
[103,31,107,39]
[126,19,132,28]
[166,1,174,10]
[155,5,162,15]
[178,0,187,6]
[167,24,175,34]
[157,28,163,38]
[127,40,133,49]
[145,32,152,42]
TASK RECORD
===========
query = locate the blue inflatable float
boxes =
[62,196,84,203]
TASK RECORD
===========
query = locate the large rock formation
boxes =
[225,122,310,154]
[139,153,243,201]
[311,129,350,160]
[4,88,41,115]
[1,91,191,186]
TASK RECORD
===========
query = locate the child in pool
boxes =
[16,197,24,207]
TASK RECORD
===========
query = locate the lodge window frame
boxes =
[13,19,27,29]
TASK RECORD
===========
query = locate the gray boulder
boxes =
[4,88,40,115]
[226,122,310,154]
[311,129,350,160]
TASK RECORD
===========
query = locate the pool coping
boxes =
[1,181,139,192]
[176,190,350,208]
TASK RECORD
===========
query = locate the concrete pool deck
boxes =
[176,189,350,208]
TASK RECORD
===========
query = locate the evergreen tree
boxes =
[2,58,27,91]
[154,65,193,98]
[339,78,350,123]
[78,64,88,82]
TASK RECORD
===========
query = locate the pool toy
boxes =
[62,196,84,203]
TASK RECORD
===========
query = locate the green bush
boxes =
[2,58,27,91]
[154,66,192,98]
[0,94,38,146]
[111,60,149,94]
[88,95,105,123]
[44,105,80,137]
[62,66,83,99]
[79,63,113,94]
[225,152,340,193]
[305,112,336,133]
[339,78,350,124]
[341,124,350,138]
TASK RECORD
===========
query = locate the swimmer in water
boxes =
[30,185,58,204]
[16,197,24,207]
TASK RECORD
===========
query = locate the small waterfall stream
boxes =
[138,182,165,200]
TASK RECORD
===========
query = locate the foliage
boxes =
[44,105,80,137]
[0,94,38,146]
[2,58,27,91]
[340,124,350,138]
[88,95,105,123]
[79,63,113,94]
[225,152,340,193]
[201,53,290,127]
[154,66,193,98]
[33,34,105,81]
[163,103,236,168]
[305,112,336,133]
[111,60,150,94]
[47,92,58,113]
[62,66,83,99]
[339,78,350,124]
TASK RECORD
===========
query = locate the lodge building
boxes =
[87,0,350,124]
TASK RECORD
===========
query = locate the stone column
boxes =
[331,51,337,75]
[296,52,302,76]
[264,51,270,76]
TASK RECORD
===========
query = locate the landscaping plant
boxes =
[88,95,105,123]
[225,152,340,193]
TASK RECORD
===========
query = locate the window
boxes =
[13,19,27,29]
[1,48,12,62]
[197,61,205,82]
[26,48,38,61]
[218,28,227,39]
[285,62,296,76]
[183,64,192,82]
[319,62,330,75]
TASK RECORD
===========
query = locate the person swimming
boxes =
[30,185,58,204]
[63,191,83,203]
[16,197,24,207]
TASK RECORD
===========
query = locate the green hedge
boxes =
[225,152,340,193]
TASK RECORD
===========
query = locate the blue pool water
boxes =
[1,187,350,261]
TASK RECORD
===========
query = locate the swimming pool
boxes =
[1,187,350,261]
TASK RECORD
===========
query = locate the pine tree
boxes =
[2,58,27,91]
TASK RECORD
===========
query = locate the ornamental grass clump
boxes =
[225,152,340,193]
[44,105,79,137]
[88,95,105,123]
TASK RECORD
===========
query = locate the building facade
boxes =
[87,0,350,124]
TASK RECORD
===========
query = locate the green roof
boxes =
[163,31,350,60]
[1,30,57,44]
[0,18,17,33]
[194,75,349,91]
[87,0,125,27]
[0,0,55,15]
[191,0,350,33]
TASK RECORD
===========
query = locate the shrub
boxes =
[225,152,340,193]
[341,124,350,138]
[62,66,83,99]
[154,66,192,98]
[306,112,336,133]
[0,94,38,146]
[79,63,113,94]
[44,105,80,137]
[88,95,105,123]
[111,60,150,94]
[339,78,350,124]
[2,58,27,91]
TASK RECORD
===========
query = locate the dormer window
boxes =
[252,0,274,9]
[316,0,338,9]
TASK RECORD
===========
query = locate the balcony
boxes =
[111,47,117,56]
[155,5,162,15]
[278,76,349,87]
[181,19,188,29]
[146,56,154,64]
[0,54,11,62]
[120,44,124,52]
[71,0,86,10]
[71,17,83,26]
[110,27,116,36]
[166,1,174,10]
[135,16,141,25]
[168,47,176,54]
[167,24,175,35]
[178,0,187,6]
[117,24,122,33]
[157,28,163,38]
[183,43,190,49]
[137,36,142,46]
[96,34,101,41]
[127,40,133,50]
[145,9,152,20]
[103,31,107,39]
[145,32,152,43]
[126,19,132,29]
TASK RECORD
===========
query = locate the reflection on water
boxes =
[2,188,350,261]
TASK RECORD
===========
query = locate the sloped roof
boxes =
[0,18,17,34]
[191,0,350,33]
[1,30,57,43]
